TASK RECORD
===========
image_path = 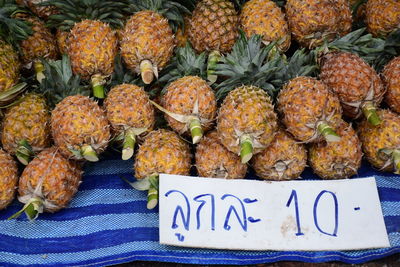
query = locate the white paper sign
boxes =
[159,175,390,251]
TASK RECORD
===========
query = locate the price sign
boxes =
[159,175,390,251]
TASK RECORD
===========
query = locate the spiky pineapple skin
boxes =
[17,0,58,19]
[1,93,51,155]
[358,109,400,172]
[120,11,175,75]
[285,0,352,48]
[51,95,110,160]
[104,84,155,136]
[0,40,20,93]
[188,0,238,53]
[240,0,291,52]
[217,85,278,155]
[68,20,117,80]
[18,147,82,212]
[383,56,400,114]
[162,76,217,135]
[320,51,384,119]
[277,76,342,143]
[309,120,362,179]
[251,129,307,180]
[18,15,58,64]
[175,15,191,47]
[134,129,191,179]
[56,29,70,55]
[0,149,18,210]
[196,131,247,179]
[366,0,400,37]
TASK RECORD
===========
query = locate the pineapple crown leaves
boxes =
[127,0,190,32]
[43,0,130,30]
[0,0,33,47]
[158,42,207,89]
[214,33,284,100]
[38,55,90,108]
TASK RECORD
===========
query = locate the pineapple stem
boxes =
[34,61,45,83]
[362,102,381,126]
[240,135,253,164]
[8,197,43,221]
[91,74,106,99]
[393,150,400,175]
[147,174,159,210]
[122,129,136,160]
[16,139,34,165]
[140,60,155,84]
[207,50,221,85]
[317,121,341,142]
[81,145,99,162]
[189,118,203,144]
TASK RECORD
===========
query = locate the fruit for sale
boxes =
[251,129,307,181]
[358,109,400,174]
[285,0,352,48]
[175,15,191,47]
[56,29,69,55]
[320,51,385,125]
[1,93,51,165]
[131,129,191,209]
[0,40,20,93]
[382,56,400,113]
[104,84,155,160]
[277,76,342,143]
[309,120,362,179]
[240,0,291,52]
[196,131,247,179]
[16,0,58,19]
[365,0,400,37]
[9,147,83,220]
[0,148,18,210]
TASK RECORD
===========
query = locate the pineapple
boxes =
[1,93,51,165]
[277,76,342,143]
[16,0,58,19]
[320,51,385,125]
[365,0,400,37]
[0,148,18,210]
[196,131,247,179]
[0,40,20,93]
[104,84,155,160]
[188,0,238,54]
[309,120,362,179]
[120,0,188,84]
[56,29,69,55]
[251,129,307,181]
[285,0,352,48]
[9,147,82,220]
[175,15,191,47]
[217,85,278,164]
[132,129,191,209]
[358,109,400,174]
[382,56,400,114]
[240,0,291,52]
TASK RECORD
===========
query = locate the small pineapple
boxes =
[358,109,400,174]
[175,15,191,47]
[365,0,400,37]
[9,147,82,220]
[285,0,352,48]
[104,84,155,160]
[132,129,191,209]
[240,0,291,52]
[251,129,307,181]
[309,120,362,179]
[16,0,58,19]
[0,148,18,210]
[320,51,385,125]
[196,131,247,179]
[1,93,51,165]
[0,40,20,93]
[217,85,278,164]
[382,56,400,114]
[56,29,69,55]
[277,76,342,143]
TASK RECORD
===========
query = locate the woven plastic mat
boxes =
[0,155,399,267]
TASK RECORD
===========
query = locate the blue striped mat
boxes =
[0,155,399,267]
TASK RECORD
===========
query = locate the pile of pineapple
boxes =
[1,0,400,219]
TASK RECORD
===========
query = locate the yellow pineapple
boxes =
[251,129,307,181]
[0,148,18,210]
[56,29,69,55]
[382,56,400,114]
[0,40,20,93]
[366,0,400,37]
[9,147,82,220]
[16,0,58,19]
[240,0,291,52]
[175,15,191,47]
[196,131,247,179]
